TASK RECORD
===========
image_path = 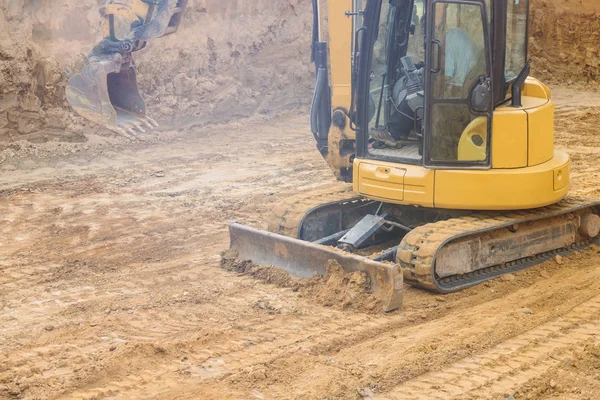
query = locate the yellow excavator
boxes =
[68,1,600,312]
[66,0,187,137]
[228,0,600,311]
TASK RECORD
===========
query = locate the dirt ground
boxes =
[2,0,600,399]
[0,86,599,400]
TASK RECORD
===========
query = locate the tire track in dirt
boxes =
[0,116,336,399]
[3,97,600,399]
[374,295,600,399]
[64,310,378,399]
[100,249,600,400]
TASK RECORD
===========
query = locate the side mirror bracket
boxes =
[511,62,531,108]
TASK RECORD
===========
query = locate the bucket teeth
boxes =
[146,117,159,127]
[140,118,155,129]
[115,127,131,139]
[66,52,157,137]
[137,118,154,130]
[110,115,158,138]
[130,122,146,133]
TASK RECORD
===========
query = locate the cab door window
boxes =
[427,2,491,164]
[505,0,529,81]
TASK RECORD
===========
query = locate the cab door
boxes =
[424,0,493,167]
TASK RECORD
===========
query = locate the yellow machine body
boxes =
[322,0,568,211]
[228,0,600,311]
[352,80,569,210]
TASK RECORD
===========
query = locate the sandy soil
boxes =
[529,0,600,86]
[0,87,599,400]
[1,0,600,398]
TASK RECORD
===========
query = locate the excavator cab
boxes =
[356,0,526,167]
[66,0,188,136]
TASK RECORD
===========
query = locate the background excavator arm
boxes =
[66,0,187,137]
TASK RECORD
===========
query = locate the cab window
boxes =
[505,0,528,81]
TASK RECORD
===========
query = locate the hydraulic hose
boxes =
[311,67,327,136]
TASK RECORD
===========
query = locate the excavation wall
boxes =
[0,0,598,143]
[0,0,314,142]
[530,0,600,85]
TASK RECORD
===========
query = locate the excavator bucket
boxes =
[66,53,156,137]
[228,223,404,312]
[66,0,190,135]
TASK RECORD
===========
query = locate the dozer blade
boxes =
[66,53,157,137]
[228,223,403,312]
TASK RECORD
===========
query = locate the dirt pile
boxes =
[530,0,600,85]
[138,0,314,126]
[0,0,314,144]
[220,250,382,312]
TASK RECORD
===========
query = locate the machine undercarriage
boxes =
[229,187,600,311]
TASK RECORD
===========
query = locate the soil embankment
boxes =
[0,0,313,143]
[1,0,599,145]
[530,0,600,85]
